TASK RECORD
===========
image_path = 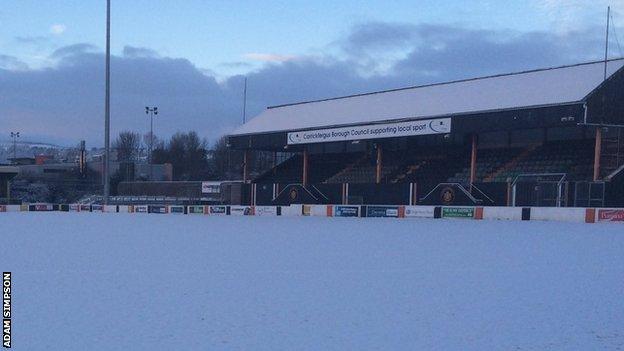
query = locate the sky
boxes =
[1,0,623,146]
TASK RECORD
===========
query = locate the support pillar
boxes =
[243,149,250,183]
[593,128,602,181]
[302,149,309,186]
[470,134,478,186]
[376,144,383,184]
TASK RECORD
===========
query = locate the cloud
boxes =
[0,55,29,71]
[0,22,613,146]
[532,0,615,33]
[219,61,253,69]
[123,46,159,58]
[243,53,297,62]
[15,36,50,45]
[340,22,606,80]
[0,45,242,146]
[50,24,67,35]
[50,43,99,59]
[343,21,417,54]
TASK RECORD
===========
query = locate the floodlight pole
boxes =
[594,6,610,181]
[103,0,111,204]
[10,132,20,160]
[242,77,248,124]
[145,106,158,180]
[604,6,610,80]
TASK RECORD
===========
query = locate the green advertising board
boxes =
[442,207,474,218]
[188,206,205,214]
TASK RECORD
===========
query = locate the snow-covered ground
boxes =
[1,213,623,350]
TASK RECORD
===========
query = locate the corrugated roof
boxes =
[231,59,624,136]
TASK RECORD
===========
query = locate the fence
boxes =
[3,202,623,224]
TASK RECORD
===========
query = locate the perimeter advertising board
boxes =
[334,205,360,217]
[169,206,185,214]
[209,206,227,215]
[597,209,624,222]
[366,206,399,218]
[188,205,205,214]
[230,206,253,216]
[30,204,54,211]
[148,205,168,214]
[134,205,149,213]
[255,206,278,216]
[287,118,451,145]
[404,206,435,218]
[442,207,475,218]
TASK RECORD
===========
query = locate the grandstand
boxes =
[0,166,18,204]
[228,59,624,207]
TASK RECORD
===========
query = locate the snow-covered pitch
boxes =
[2,213,623,350]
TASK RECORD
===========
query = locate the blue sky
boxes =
[0,0,623,145]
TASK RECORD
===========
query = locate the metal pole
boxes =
[150,110,153,179]
[302,149,308,186]
[243,149,249,183]
[149,111,154,164]
[145,106,157,180]
[11,133,19,160]
[375,144,383,184]
[594,127,602,181]
[242,77,247,124]
[604,6,610,80]
[470,134,478,187]
[103,0,111,204]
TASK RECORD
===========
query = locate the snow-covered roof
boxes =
[231,59,624,136]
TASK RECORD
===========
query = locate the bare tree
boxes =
[152,131,210,180]
[113,131,141,163]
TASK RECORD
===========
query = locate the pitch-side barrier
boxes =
[2,203,624,223]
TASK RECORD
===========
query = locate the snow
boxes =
[2,213,624,350]
[232,59,624,136]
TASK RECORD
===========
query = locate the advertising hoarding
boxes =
[287,118,451,145]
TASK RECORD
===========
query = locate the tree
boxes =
[113,131,141,163]
[143,132,162,163]
[211,136,242,179]
[152,131,210,180]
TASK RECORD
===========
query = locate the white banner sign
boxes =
[287,118,451,145]
[201,181,220,194]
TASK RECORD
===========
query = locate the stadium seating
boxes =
[386,147,469,187]
[254,155,303,184]
[448,147,524,184]
[254,153,361,184]
[485,140,595,182]
[325,153,399,184]
[253,139,597,185]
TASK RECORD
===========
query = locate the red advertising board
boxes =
[598,209,624,222]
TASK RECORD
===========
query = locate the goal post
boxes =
[511,173,567,207]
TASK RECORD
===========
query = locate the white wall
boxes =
[483,207,523,221]
[530,207,586,222]
[281,205,302,216]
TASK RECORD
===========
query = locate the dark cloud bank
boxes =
[0,22,612,146]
